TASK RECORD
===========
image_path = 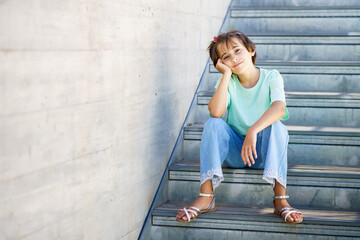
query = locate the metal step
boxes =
[205,61,360,93]
[167,159,360,210]
[196,91,360,127]
[247,33,360,45]
[170,159,360,183]
[152,201,360,239]
[210,61,360,75]
[231,7,360,18]
[247,34,360,61]
[226,7,360,34]
[183,140,360,168]
[232,0,360,8]
[198,91,360,107]
[184,123,360,144]
[183,124,360,166]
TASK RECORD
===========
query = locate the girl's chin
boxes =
[232,69,243,75]
[232,64,250,74]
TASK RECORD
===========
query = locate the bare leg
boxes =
[273,179,303,223]
[176,179,215,221]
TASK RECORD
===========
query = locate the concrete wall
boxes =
[0,0,230,239]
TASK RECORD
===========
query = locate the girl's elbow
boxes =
[272,101,286,117]
[211,113,223,118]
[280,106,286,117]
[279,107,285,117]
[209,108,224,118]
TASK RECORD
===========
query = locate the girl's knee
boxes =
[261,120,288,139]
[204,117,226,129]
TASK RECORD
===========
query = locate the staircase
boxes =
[139,0,360,239]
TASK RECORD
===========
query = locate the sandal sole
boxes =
[175,208,216,223]
[273,211,303,224]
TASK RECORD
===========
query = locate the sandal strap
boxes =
[283,210,300,223]
[189,206,201,213]
[279,207,292,215]
[205,196,216,212]
[182,207,198,222]
[273,195,289,199]
[183,207,191,222]
[282,208,302,215]
[199,193,214,197]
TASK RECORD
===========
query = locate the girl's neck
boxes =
[236,66,260,88]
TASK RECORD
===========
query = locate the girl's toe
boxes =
[287,215,294,222]
[293,213,302,222]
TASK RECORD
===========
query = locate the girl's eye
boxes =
[224,56,229,60]
[235,49,240,53]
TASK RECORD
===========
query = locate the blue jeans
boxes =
[200,118,289,191]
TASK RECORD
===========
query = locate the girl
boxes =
[176,30,303,224]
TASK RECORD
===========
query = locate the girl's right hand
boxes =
[215,59,232,75]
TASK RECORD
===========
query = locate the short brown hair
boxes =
[208,30,257,67]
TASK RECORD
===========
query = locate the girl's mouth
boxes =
[233,62,242,67]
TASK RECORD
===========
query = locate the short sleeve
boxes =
[269,70,290,120]
[214,77,230,109]
[209,76,230,118]
[269,70,286,105]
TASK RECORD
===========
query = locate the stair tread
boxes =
[239,32,360,37]
[210,60,360,67]
[185,123,360,135]
[258,60,360,65]
[153,201,360,226]
[231,6,360,10]
[209,61,360,75]
[170,159,360,178]
[198,90,360,99]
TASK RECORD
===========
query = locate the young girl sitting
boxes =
[176,30,303,224]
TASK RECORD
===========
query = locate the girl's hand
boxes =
[215,59,232,75]
[241,130,258,167]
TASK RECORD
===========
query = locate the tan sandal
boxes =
[176,193,216,223]
[273,195,303,224]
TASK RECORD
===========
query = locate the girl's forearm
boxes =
[248,101,286,135]
[208,72,232,117]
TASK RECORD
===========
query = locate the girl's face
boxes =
[216,38,255,74]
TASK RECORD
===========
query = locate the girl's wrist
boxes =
[223,70,232,77]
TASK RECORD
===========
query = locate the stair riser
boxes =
[168,181,360,210]
[206,72,360,93]
[151,225,360,240]
[184,140,360,167]
[196,105,360,128]
[232,0,360,7]
[254,45,360,62]
[226,17,360,34]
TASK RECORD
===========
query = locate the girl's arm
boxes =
[248,101,286,135]
[208,60,232,118]
[241,101,286,167]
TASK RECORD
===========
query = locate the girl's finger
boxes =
[251,145,257,164]
[252,145,258,159]
[245,147,251,166]
[248,146,255,165]
[241,149,247,165]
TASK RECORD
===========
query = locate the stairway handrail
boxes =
[137,1,233,238]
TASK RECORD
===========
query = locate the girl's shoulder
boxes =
[259,68,283,84]
[260,67,281,77]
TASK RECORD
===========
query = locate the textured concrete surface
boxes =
[151,225,360,240]
[0,0,231,239]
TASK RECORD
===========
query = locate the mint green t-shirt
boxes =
[210,67,290,136]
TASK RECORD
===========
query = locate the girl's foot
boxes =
[273,198,303,223]
[176,194,215,221]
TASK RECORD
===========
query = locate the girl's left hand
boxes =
[241,130,258,167]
